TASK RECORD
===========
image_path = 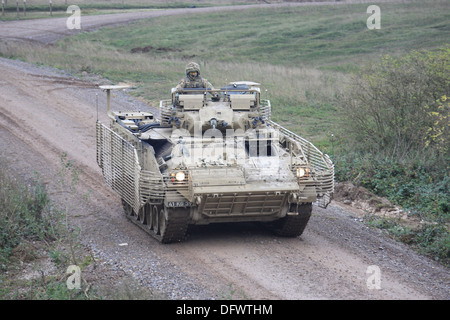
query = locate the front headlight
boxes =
[175,171,186,182]
[296,168,305,177]
[296,167,310,178]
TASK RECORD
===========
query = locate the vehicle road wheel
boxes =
[152,205,160,235]
[159,207,168,239]
[145,204,153,230]
[138,206,146,224]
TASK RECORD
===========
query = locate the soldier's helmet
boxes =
[186,62,200,80]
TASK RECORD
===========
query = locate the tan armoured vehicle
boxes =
[96,82,334,243]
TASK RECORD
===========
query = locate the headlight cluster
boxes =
[175,171,185,181]
[171,171,186,182]
[296,167,310,178]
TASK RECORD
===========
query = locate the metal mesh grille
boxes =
[97,122,167,211]
[96,121,141,214]
[269,121,334,208]
[140,170,165,203]
[202,192,287,217]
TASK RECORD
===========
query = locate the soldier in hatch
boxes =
[175,62,215,92]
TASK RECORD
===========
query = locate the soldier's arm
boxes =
[203,79,220,100]
[203,79,214,90]
[175,79,186,92]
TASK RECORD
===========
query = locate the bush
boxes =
[365,214,449,265]
[0,169,59,270]
[334,47,449,264]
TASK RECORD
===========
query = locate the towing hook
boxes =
[210,118,218,129]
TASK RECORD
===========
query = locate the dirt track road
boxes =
[0,4,448,300]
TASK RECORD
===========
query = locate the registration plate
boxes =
[167,201,191,207]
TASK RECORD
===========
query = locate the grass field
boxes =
[1,0,449,146]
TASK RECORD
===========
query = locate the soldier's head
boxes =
[186,62,200,80]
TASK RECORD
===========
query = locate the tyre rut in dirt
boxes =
[271,203,312,237]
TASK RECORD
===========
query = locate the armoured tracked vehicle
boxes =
[96,82,334,243]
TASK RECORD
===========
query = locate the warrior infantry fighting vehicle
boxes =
[96,82,334,243]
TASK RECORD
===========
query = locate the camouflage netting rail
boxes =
[96,122,164,214]
[269,121,334,208]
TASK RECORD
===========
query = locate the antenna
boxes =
[225,78,228,101]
